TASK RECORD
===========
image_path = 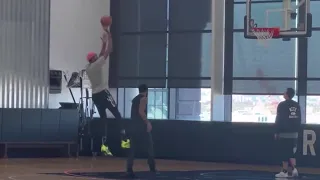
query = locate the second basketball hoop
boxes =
[244,0,312,39]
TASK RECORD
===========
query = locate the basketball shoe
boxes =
[292,168,299,177]
[100,144,112,156]
[275,171,288,178]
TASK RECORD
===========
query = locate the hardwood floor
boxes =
[0,157,319,180]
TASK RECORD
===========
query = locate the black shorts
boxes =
[278,138,297,161]
[92,89,119,119]
[92,90,116,111]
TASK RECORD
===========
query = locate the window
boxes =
[169,0,211,31]
[234,4,246,29]
[119,88,211,121]
[118,34,167,87]
[119,88,168,120]
[173,88,211,121]
[233,80,297,94]
[307,31,320,77]
[306,96,320,124]
[232,95,297,123]
[306,81,320,124]
[310,1,320,27]
[168,32,211,88]
[307,81,320,95]
[114,0,168,88]
[233,32,297,78]
[147,88,168,119]
[119,0,167,32]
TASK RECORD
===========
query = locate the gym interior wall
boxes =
[0,0,50,108]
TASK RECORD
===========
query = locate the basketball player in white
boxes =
[85,29,125,156]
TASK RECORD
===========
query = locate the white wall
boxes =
[49,0,117,117]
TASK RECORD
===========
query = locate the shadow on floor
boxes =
[42,170,320,180]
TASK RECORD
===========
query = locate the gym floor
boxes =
[1,157,320,180]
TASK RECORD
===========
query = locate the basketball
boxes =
[100,16,112,27]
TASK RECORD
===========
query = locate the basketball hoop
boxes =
[251,27,280,46]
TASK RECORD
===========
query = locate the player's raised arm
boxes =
[101,31,113,60]
[98,33,107,58]
[99,16,113,60]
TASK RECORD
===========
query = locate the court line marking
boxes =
[64,169,98,179]
[5,158,117,180]
[8,174,40,180]
[8,172,101,180]
[6,161,96,180]
[64,168,122,180]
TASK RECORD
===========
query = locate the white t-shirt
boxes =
[85,56,109,94]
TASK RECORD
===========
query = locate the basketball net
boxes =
[251,28,275,47]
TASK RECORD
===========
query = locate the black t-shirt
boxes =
[275,99,301,133]
[130,94,147,131]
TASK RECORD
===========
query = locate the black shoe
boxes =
[149,163,156,172]
[150,167,157,173]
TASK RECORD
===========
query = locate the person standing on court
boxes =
[274,88,301,178]
[85,16,125,156]
[126,84,156,178]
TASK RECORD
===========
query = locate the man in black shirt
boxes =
[126,84,156,178]
[274,88,301,178]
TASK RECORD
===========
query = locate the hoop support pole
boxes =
[283,0,291,30]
